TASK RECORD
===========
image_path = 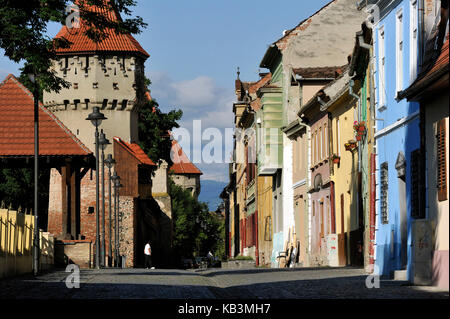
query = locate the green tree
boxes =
[168,178,224,261]
[0,168,50,225]
[0,0,147,92]
[0,0,145,227]
[138,98,183,167]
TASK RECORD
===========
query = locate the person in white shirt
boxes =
[144,241,152,269]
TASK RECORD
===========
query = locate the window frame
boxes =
[378,26,386,109]
[410,0,419,82]
[396,9,404,94]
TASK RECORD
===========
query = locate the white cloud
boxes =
[147,71,235,130]
[147,71,235,183]
[171,76,217,107]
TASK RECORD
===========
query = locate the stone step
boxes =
[394,270,407,281]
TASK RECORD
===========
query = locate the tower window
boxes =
[85,56,89,75]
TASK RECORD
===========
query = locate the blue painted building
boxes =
[373,0,423,281]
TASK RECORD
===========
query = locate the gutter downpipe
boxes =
[354,31,374,270]
[350,78,362,257]
[418,0,424,72]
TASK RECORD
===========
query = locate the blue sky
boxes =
[0,0,331,182]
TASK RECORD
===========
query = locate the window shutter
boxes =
[437,119,447,201]
[411,149,425,218]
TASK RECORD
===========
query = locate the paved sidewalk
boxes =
[0,267,448,299]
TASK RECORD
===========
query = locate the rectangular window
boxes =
[320,201,324,238]
[313,131,317,165]
[396,9,404,93]
[319,128,323,161]
[336,118,341,156]
[85,56,89,75]
[437,119,448,201]
[411,149,425,218]
[380,162,389,224]
[324,123,328,158]
[378,27,386,108]
[410,0,418,82]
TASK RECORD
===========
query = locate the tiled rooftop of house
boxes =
[113,137,156,166]
[54,0,149,58]
[170,140,202,175]
[0,74,91,157]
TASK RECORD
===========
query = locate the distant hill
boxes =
[198,179,228,211]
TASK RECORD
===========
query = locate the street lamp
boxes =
[98,130,110,267]
[86,107,107,269]
[111,172,120,266]
[104,154,115,267]
[28,72,39,276]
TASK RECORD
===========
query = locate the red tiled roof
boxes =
[248,73,272,95]
[54,0,149,58]
[425,34,449,77]
[0,74,92,157]
[170,140,202,175]
[113,137,156,166]
[400,34,449,100]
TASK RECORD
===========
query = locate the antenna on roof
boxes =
[237,67,240,80]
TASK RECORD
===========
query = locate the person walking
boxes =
[144,241,152,269]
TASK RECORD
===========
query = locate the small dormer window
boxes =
[85,56,90,75]
[63,57,69,76]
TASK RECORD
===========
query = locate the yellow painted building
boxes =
[322,70,361,266]
[0,208,54,278]
[257,175,273,267]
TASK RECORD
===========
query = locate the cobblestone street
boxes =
[0,267,448,299]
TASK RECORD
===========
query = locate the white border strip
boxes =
[374,110,419,140]
[293,179,307,189]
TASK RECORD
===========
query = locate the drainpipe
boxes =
[358,35,372,50]
[357,28,376,270]
[418,0,424,71]
[317,96,327,108]
[297,118,312,263]
[349,79,361,122]
[349,78,362,261]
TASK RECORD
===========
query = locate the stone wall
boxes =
[55,240,92,269]
[118,196,136,268]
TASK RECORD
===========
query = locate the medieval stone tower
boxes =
[44,1,173,268]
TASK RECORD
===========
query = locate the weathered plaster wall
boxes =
[425,93,449,289]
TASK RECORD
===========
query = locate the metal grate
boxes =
[380,162,389,224]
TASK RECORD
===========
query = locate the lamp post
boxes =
[86,107,107,269]
[98,130,110,267]
[104,154,115,267]
[111,172,120,266]
[28,72,39,276]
